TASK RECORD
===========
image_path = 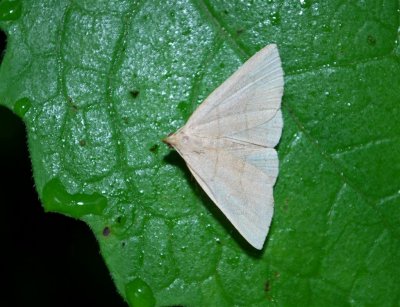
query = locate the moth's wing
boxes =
[186,44,284,137]
[227,146,279,185]
[170,44,283,249]
[180,141,277,249]
[226,109,283,147]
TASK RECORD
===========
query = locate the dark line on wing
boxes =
[222,136,268,148]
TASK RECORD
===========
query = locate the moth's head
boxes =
[162,132,176,148]
[162,130,189,148]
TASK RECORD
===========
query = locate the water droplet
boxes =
[0,0,22,21]
[125,278,155,307]
[13,97,32,118]
[42,178,107,218]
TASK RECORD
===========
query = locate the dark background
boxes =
[0,30,126,306]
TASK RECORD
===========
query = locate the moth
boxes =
[164,44,284,249]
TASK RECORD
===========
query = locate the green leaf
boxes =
[1,0,399,305]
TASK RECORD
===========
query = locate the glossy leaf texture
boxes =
[0,0,399,306]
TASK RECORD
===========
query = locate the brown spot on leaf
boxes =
[102,226,110,236]
[236,28,244,35]
[67,96,78,112]
[367,35,376,46]
[264,280,270,293]
[130,90,140,98]
[149,144,159,153]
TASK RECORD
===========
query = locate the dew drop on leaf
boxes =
[13,97,32,118]
[42,178,107,218]
[125,278,155,307]
[0,0,22,21]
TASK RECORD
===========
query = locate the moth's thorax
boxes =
[174,131,203,149]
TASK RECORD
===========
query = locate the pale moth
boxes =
[164,44,284,249]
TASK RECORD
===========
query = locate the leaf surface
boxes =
[0,0,399,305]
